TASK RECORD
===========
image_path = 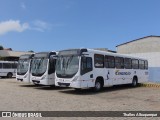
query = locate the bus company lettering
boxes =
[115,70,131,75]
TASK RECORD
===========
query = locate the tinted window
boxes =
[145,60,148,69]
[124,58,132,69]
[86,58,92,69]
[81,57,93,75]
[105,55,115,68]
[94,54,104,68]
[115,57,124,69]
[12,63,17,68]
[0,63,2,68]
[3,63,11,69]
[139,60,145,69]
[132,59,139,69]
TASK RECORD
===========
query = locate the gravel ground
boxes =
[0,78,159,120]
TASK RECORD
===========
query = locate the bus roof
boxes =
[34,51,57,58]
[0,61,18,63]
[19,54,34,59]
[58,48,147,61]
[86,48,148,60]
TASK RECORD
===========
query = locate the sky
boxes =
[0,0,160,52]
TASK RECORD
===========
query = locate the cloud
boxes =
[32,20,51,32]
[0,20,29,35]
[0,19,63,35]
[30,20,64,32]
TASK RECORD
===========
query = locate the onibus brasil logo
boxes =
[2,112,42,118]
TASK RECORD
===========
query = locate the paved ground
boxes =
[0,78,159,120]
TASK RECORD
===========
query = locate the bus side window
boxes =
[3,63,11,69]
[81,57,93,75]
[132,59,139,69]
[139,60,145,69]
[115,57,124,69]
[94,54,104,68]
[0,63,2,68]
[145,60,148,69]
[12,63,17,69]
[124,58,132,69]
[105,55,115,68]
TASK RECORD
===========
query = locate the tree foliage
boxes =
[0,45,4,50]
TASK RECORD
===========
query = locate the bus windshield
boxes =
[56,55,79,78]
[17,59,30,75]
[31,58,48,76]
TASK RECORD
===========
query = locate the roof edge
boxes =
[116,35,160,47]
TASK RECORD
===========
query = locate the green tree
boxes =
[0,45,4,50]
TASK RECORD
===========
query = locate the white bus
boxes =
[55,48,148,91]
[0,61,17,78]
[16,54,34,82]
[30,52,57,86]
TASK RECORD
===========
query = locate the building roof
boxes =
[116,35,160,47]
[93,48,116,53]
[0,50,33,57]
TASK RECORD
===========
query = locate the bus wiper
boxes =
[62,57,65,70]
[66,55,74,69]
[37,58,44,68]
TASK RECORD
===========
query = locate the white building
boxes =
[0,50,33,61]
[116,35,160,82]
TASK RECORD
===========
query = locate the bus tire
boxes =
[132,77,138,87]
[74,88,81,91]
[50,85,55,88]
[33,83,39,86]
[7,73,13,78]
[93,79,103,92]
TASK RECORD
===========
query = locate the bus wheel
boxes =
[74,88,81,91]
[7,73,13,78]
[33,83,39,86]
[93,80,102,92]
[132,77,137,87]
[50,85,55,88]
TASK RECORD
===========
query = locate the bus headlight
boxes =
[41,75,46,80]
[72,76,78,82]
[24,75,28,78]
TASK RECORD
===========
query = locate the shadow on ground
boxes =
[59,84,142,95]
[34,86,70,91]
[19,84,44,87]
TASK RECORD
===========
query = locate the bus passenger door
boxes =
[48,57,56,85]
[81,56,94,88]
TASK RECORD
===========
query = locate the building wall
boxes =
[126,52,160,82]
[116,36,160,82]
[117,36,160,54]
[0,50,33,61]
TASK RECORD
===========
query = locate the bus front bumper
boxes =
[55,79,81,88]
